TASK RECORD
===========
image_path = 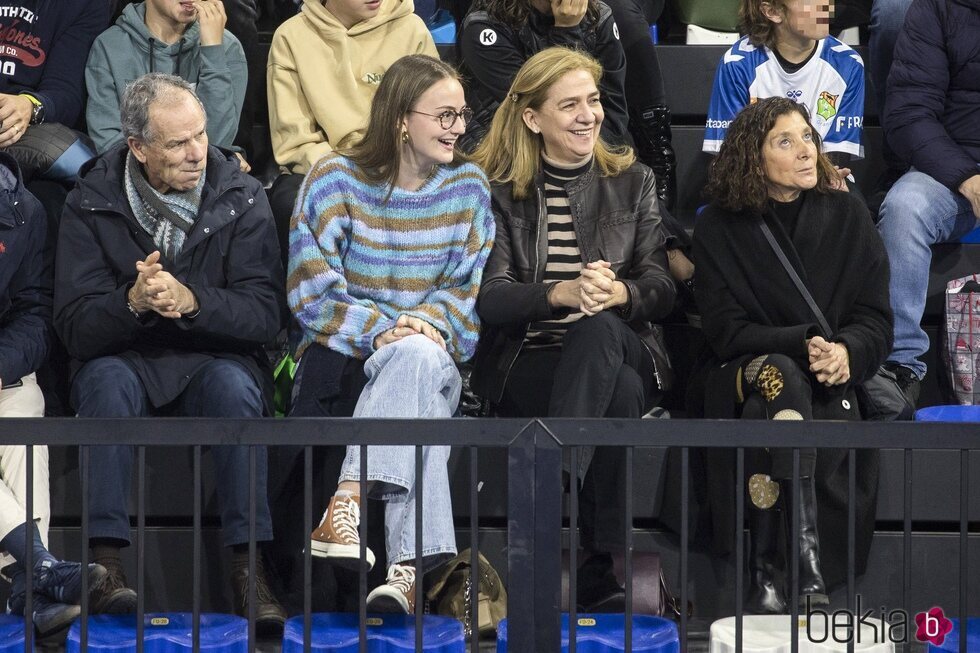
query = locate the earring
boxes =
[401,131,409,143]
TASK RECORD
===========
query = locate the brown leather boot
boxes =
[231,556,287,636]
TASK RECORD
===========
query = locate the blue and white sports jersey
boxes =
[703,36,865,158]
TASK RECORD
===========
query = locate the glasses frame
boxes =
[409,107,474,130]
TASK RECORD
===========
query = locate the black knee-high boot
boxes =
[745,505,787,614]
[780,477,828,606]
[630,105,676,212]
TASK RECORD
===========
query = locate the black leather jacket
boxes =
[472,161,676,403]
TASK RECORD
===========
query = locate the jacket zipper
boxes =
[498,185,547,397]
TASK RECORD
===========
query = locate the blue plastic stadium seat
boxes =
[914,406,980,422]
[927,617,980,651]
[427,9,456,46]
[959,226,980,244]
[281,613,465,653]
[0,614,28,653]
[496,614,679,652]
[66,614,247,653]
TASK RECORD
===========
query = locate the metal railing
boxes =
[2,416,978,653]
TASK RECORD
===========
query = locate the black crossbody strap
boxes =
[758,219,832,337]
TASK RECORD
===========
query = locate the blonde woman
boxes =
[470,47,676,612]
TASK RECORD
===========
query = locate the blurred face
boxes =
[145,0,198,28]
[401,77,468,171]
[765,0,832,43]
[129,92,208,194]
[523,69,603,167]
[761,111,818,202]
[323,0,382,29]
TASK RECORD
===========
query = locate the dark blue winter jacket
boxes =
[0,0,109,126]
[0,150,51,384]
[884,0,980,190]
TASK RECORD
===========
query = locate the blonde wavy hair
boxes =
[470,47,634,200]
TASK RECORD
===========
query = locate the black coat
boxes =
[662,190,892,589]
[472,162,675,404]
[54,144,284,411]
[0,152,51,384]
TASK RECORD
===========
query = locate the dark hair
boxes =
[705,97,837,214]
[343,55,464,196]
[738,0,785,48]
[473,0,599,31]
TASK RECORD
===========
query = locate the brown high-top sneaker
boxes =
[310,493,376,570]
[366,564,416,614]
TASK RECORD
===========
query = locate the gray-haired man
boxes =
[53,73,286,629]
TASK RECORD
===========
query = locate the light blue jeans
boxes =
[878,169,979,378]
[339,334,460,572]
[868,0,912,123]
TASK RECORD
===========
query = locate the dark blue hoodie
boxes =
[0,150,51,383]
[884,0,980,191]
[0,0,109,126]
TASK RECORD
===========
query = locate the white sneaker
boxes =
[366,564,416,614]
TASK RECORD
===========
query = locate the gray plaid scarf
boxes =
[124,152,205,260]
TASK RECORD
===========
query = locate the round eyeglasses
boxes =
[409,107,474,130]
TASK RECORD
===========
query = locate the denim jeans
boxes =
[338,334,461,572]
[72,356,273,547]
[868,0,912,122]
[878,169,979,378]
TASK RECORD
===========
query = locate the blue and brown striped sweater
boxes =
[287,155,495,363]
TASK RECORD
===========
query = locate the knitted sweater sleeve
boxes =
[401,168,496,363]
[287,162,395,360]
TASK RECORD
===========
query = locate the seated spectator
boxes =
[461,0,695,301]
[692,98,891,612]
[288,55,493,613]
[703,0,864,176]
[0,150,107,639]
[0,0,106,183]
[876,0,979,405]
[105,0,260,161]
[53,74,287,629]
[267,0,437,264]
[866,0,911,204]
[86,0,249,172]
[460,0,676,210]
[459,0,629,154]
[469,48,676,612]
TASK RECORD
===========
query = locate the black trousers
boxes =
[266,346,381,612]
[269,172,304,269]
[223,0,262,157]
[496,312,657,553]
[737,353,817,480]
[604,0,667,109]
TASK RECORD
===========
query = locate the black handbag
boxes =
[637,324,675,392]
[758,220,911,421]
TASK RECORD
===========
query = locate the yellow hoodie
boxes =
[268,0,438,174]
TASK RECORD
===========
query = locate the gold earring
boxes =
[401,131,409,143]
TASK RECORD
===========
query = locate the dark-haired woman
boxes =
[691,97,891,613]
[287,54,495,613]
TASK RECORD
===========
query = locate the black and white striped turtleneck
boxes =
[524,154,593,349]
